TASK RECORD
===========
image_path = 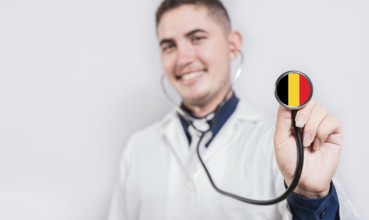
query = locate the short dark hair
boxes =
[156,0,231,32]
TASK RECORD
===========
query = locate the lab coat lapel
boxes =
[192,117,237,178]
[160,110,193,178]
[160,102,263,180]
[193,101,263,178]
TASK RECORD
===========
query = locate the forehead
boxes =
[157,4,223,39]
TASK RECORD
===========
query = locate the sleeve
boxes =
[333,178,361,220]
[107,138,133,220]
[287,182,339,220]
[107,154,128,220]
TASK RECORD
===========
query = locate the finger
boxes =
[275,99,315,141]
[275,106,293,146]
[276,99,316,132]
[313,114,342,150]
[303,104,328,147]
[276,105,292,133]
[295,99,316,128]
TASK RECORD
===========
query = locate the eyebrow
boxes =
[159,29,208,47]
[159,39,174,47]
[185,29,207,38]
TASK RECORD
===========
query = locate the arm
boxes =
[287,181,339,220]
[274,100,342,218]
[107,155,128,220]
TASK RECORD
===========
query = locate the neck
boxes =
[183,89,233,118]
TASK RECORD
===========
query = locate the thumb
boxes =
[275,106,293,144]
[275,99,315,145]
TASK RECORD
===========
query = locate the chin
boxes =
[182,91,210,106]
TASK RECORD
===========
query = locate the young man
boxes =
[108,0,358,219]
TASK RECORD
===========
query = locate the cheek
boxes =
[198,42,229,65]
[200,49,229,77]
[162,55,176,76]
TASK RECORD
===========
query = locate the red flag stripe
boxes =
[299,74,311,105]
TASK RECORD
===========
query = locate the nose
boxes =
[176,41,196,68]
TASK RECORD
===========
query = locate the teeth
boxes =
[181,71,203,80]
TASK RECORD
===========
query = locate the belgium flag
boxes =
[276,72,312,108]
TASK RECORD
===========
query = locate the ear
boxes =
[227,31,243,60]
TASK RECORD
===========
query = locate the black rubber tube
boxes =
[196,109,304,205]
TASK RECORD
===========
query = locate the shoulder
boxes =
[234,100,276,131]
[228,100,277,155]
[123,109,177,155]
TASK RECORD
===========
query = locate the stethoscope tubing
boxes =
[160,50,304,205]
[195,109,304,205]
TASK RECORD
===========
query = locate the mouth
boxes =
[176,68,207,81]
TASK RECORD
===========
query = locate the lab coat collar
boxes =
[159,100,263,132]
[158,100,264,178]
[178,94,240,147]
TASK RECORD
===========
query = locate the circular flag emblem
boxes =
[275,71,313,110]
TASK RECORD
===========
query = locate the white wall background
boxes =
[0,0,367,219]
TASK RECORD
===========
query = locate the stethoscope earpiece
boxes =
[275,71,313,110]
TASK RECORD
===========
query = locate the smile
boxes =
[176,69,207,81]
[180,71,204,80]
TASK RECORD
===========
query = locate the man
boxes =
[108,0,358,219]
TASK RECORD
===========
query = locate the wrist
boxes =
[293,186,330,198]
[284,180,331,198]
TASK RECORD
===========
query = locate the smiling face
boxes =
[157,4,242,116]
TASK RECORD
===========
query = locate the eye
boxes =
[192,35,206,44]
[162,42,176,53]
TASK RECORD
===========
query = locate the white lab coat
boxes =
[108,101,359,220]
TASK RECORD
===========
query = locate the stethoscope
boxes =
[161,51,313,205]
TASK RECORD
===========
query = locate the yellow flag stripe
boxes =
[288,73,300,107]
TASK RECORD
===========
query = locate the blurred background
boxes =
[0,0,367,219]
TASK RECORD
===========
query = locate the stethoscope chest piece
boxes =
[184,70,310,206]
[191,112,215,133]
[275,71,313,110]
[193,119,210,133]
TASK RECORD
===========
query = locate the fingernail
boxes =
[296,113,307,128]
[313,139,321,150]
[303,132,312,147]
